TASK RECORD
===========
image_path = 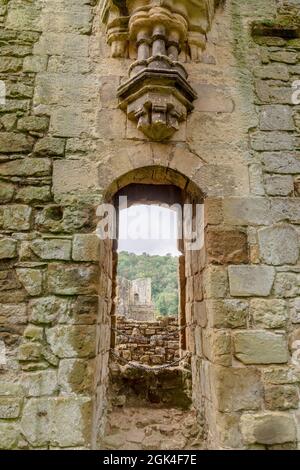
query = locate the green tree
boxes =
[117,251,179,316]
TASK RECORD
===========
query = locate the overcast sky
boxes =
[118,205,180,256]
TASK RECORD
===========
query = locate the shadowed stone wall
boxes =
[115,315,179,365]
[0,0,299,450]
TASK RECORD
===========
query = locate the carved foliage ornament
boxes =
[100,0,220,140]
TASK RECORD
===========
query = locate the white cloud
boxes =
[118,205,180,256]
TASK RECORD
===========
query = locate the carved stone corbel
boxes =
[100,0,220,140]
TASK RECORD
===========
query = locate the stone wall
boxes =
[0,0,101,450]
[185,2,300,449]
[0,0,299,451]
[115,316,180,365]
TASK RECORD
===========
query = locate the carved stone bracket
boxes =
[100,0,220,140]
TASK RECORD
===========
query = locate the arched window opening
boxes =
[95,167,206,451]
[113,184,183,368]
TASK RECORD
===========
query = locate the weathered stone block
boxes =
[0,270,23,298]
[29,296,70,325]
[34,136,66,156]
[0,422,19,449]
[202,329,232,366]
[254,62,289,79]
[70,295,98,325]
[249,163,264,196]
[16,268,43,296]
[273,273,300,298]
[1,114,18,132]
[0,397,22,418]
[0,132,35,153]
[34,33,89,57]
[258,225,299,265]
[52,160,99,203]
[51,397,92,447]
[6,1,42,31]
[3,205,32,230]
[47,56,92,74]
[72,234,99,262]
[0,182,14,202]
[223,197,272,226]
[260,105,295,131]
[16,185,51,204]
[0,237,17,259]
[264,175,294,196]
[262,152,300,174]
[255,79,292,104]
[49,106,94,138]
[31,238,72,260]
[17,116,49,133]
[271,199,300,224]
[206,228,248,264]
[240,412,296,445]
[0,383,23,397]
[289,328,300,352]
[47,263,98,295]
[250,299,288,329]
[36,205,93,234]
[34,73,100,107]
[18,342,43,362]
[21,370,57,397]
[0,303,27,324]
[46,325,96,358]
[0,158,51,176]
[21,398,52,447]
[265,385,299,410]
[250,132,294,151]
[0,99,29,113]
[58,358,93,395]
[2,42,31,57]
[287,38,300,49]
[7,82,33,99]
[63,205,93,232]
[214,411,244,449]
[0,57,22,73]
[263,366,300,385]
[206,299,248,328]
[234,331,288,364]
[295,176,300,196]
[291,298,300,323]
[204,198,223,225]
[192,83,234,113]
[23,55,47,73]
[24,325,44,341]
[192,163,249,198]
[228,265,275,297]
[269,51,297,64]
[37,4,92,35]
[213,366,263,412]
[203,266,228,299]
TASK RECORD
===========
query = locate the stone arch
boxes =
[93,163,213,449]
[97,141,248,204]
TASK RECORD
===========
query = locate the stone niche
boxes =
[99,0,220,140]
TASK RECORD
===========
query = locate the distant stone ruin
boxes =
[116,277,156,321]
